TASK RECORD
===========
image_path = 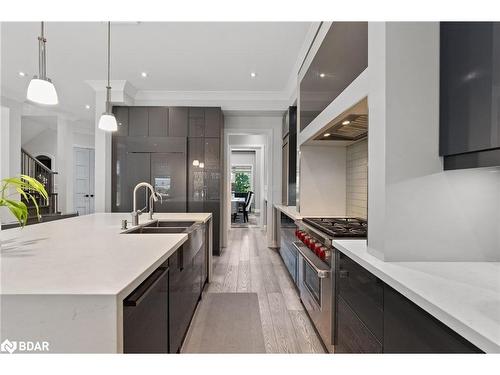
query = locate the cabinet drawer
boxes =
[336,296,382,353]
[337,251,383,341]
[384,284,482,353]
[279,242,298,283]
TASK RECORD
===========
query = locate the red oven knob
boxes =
[308,239,317,250]
[314,242,323,256]
[303,235,311,246]
[295,229,300,238]
[297,231,304,240]
[318,247,328,261]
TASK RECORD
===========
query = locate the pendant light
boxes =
[98,22,118,132]
[26,22,58,105]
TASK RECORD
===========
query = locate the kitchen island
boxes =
[0,212,212,353]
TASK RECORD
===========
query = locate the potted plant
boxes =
[0,175,48,227]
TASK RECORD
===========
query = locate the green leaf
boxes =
[0,174,49,226]
[0,198,28,227]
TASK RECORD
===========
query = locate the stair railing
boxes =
[20,148,58,215]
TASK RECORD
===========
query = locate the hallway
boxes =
[183,227,325,353]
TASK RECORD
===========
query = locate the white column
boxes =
[1,106,11,224]
[56,117,77,214]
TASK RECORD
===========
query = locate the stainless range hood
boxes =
[315,114,368,141]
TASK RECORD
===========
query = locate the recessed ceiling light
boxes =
[141,72,148,78]
[18,71,26,77]
[323,133,331,137]
[85,104,91,109]
[320,73,326,78]
[342,120,351,125]
[250,72,257,78]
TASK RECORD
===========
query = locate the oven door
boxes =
[294,241,333,352]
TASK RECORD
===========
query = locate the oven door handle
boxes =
[293,242,330,278]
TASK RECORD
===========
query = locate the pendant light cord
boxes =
[39,21,47,79]
[105,21,111,113]
[107,21,111,88]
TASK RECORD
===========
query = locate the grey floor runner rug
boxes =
[183,292,266,353]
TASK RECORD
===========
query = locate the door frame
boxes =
[73,146,95,216]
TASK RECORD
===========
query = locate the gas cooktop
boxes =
[302,217,367,238]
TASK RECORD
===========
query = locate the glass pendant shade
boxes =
[27,78,58,105]
[98,113,118,132]
[27,23,58,105]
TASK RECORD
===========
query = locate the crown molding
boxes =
[134,89,290,111]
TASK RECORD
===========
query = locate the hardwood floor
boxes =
[194,226,325,353]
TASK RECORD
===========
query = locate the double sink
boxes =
[123,220,197,234]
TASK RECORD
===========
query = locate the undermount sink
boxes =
[125,226,189,234]
[144,220,196,228]
[123,220,198,234]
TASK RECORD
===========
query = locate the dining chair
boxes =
[243,191,254,223]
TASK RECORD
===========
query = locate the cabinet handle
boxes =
[84,194,89,197]
[339,270,349,279]
[124,267,168,307]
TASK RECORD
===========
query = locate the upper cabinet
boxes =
[440,22,500,169]
[299,22,368,132]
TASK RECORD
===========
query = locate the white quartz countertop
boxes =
[274,205,302,220]
[0,212,212,296]
[333,239,500,353]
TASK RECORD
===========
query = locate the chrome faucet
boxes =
[131,182,158,226]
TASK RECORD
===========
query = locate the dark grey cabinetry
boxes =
[114,106,129,136]
[336,251,383,353]
[112,106,223,246]
[383,284,482,353]
[128,107,149,136]
[189,108,205,137]
[150,152,187,212]
[334,250,483,353]
[148,107,168,137]
[279,212,298,284]
[111,135,187,213]
[168,107,188,137]
[299,23,368,131]
[337,252,383,342]
[169,225,206,353]
[187,108,223,255]
[123,264,169,353]
[336,296,382,353]
[440,22,500,169]
[282,107,297,206]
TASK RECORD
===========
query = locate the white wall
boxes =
[22,128,57,166]
[0,98,22,224]
[368,22,500,261]
[1,106,10,223]
[299,145,347,216]
[224,114,282,247]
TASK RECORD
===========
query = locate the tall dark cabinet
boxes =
[187,107,224,255]
[282,106,297,206]
[440,22,500,169]
[112,106,224,255]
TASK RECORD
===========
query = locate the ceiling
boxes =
[1,22,312,121]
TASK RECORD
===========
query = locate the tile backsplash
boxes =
[346,139,368,219]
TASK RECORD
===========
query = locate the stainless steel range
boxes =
[293,217,367,352]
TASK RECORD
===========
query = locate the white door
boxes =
[74,147,95,216]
